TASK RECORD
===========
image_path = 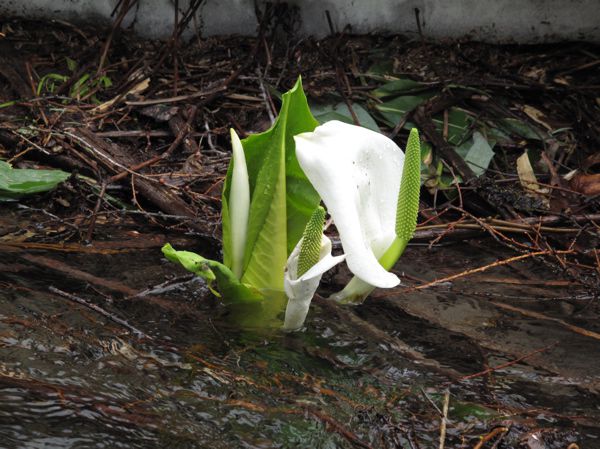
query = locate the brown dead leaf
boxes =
[93,78,150,113]
[569,173,600,196]
[522,105,552,130]
[582,152,600,171]
[517,151,549,196]
[553,76,570,86]
[522,66,546,82]
[0,230,34,242]
[139,104,179,122]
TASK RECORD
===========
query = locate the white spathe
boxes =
[294,121,404,288]
[283,235,345,330]
[229,129,250,280]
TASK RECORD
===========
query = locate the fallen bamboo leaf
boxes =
[516,151,549,206]
[455,131,495,177]
[553,76,570,86]
[432,107,471,145]
[139,104,179,122]
[93,77,150,113]
[374,93,434,127]
[311,102,380,132]
[522,105,552,130]
[371,77,423,98]
[563,168,578,181]
[496,117,541,140]
[522,67,546,81]
[225,93,263,102]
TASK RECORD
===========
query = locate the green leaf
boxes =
[0,160,69,200]
[70,74,91,99]
[374,94,434,127]
[311,102,380,132]
[455,132,495,177]
[66,57,77,72]
[432,107,471,145]
[484,126,511,145]
[495,118,542,140]
[161,244,264,304]
[371,78,423,98]
[0,100,16,109]
[242,153,287,291]
[99,76,113,88]
[365,60,395,79]
[449,400,497,421]
[221,77,320,292]
[37,73,68,95]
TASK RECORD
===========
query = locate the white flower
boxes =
[294,121,405,289]
[283,235,345,330]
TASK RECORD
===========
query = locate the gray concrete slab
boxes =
[1,0,598,42]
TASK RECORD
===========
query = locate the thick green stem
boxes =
[330,236,408,304]
[227,289,288,329]
[378,237,408,271]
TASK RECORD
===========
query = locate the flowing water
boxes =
[1,224,599,448]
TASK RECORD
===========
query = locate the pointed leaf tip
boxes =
[228,128,250,279]
[395,128,421,241]
[235,78,318,291]
[297,206,326,277]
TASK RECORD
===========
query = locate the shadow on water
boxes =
[1,237,599,448]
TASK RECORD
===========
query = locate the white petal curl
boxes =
[229,128,250,280]
[283,235,345,331]
[294,121,404,288]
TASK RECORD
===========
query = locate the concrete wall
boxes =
[1,0,598,43]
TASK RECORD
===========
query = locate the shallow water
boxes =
[1,236,599,448]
